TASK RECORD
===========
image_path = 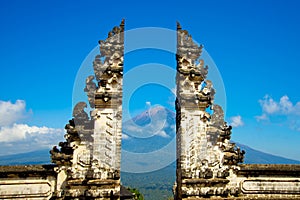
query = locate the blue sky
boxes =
[0,0,300,160]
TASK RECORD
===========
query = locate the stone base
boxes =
[0,165,135,199]
[236,164,300,199]
[0,165,56,200]
[63,178,120,199]
[176,164,300,200]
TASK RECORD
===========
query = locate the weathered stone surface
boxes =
[51,20,124,199]
[0,165,56,199]
[236,164,300,198]
[175,22,244,200]
[0,165,55,174]
[0,180,52,199]
[174,23,300,200]
[242,180,300,193]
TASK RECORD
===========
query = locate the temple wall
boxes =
[178,164,300,200]
[236,164,300,199]
[0,165,57,199]
[1,164,299,199]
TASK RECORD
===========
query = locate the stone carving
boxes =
[241,179,300,194]
[84,75,97,108]
[50,20,124,199]
[175,22,245,199]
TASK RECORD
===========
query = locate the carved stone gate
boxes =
[174,23,300,200]
[0,21,300,200]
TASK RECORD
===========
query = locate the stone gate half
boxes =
[174,23,300,200]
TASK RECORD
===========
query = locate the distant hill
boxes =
[121,162,176,200]
[121,143,300,200]
[0,143,298,166]
[237,143,300,164]
[1,106,299,200]
[0,149,50,165]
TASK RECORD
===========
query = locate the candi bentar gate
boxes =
[0,20,300,200]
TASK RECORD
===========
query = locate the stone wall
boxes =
[0,165,57,199]
[236,164,300,199]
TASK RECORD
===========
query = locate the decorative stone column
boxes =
[50,20,124,200]
[175,22,245,200]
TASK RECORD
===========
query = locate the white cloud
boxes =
[258,95,300,116]
[0,100,64,155]
[0,123,64,155]
[0,100,31,126]
[125,124,143,133]
[255,113,268,122]
[257,95,300,131]
[145,101,151,108]
[156,130,170,138]
[279,95,294,114]
[122,133,130,140]
[230,115,244,127]
[0,123,63,143]
[259,95,280,114]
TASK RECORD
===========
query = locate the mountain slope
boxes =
[0,149,51,165]
[1,143,298,166]
[237,143,300,164]
[122,106,175,153]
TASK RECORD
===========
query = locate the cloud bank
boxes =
[0,100,64,155]
[230,115,244,127]
[0,100,30,126]
[256,95,300,131]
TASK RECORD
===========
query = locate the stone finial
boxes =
[177,21,182,30]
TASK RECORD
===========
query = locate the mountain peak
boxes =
[131,105,175,126]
